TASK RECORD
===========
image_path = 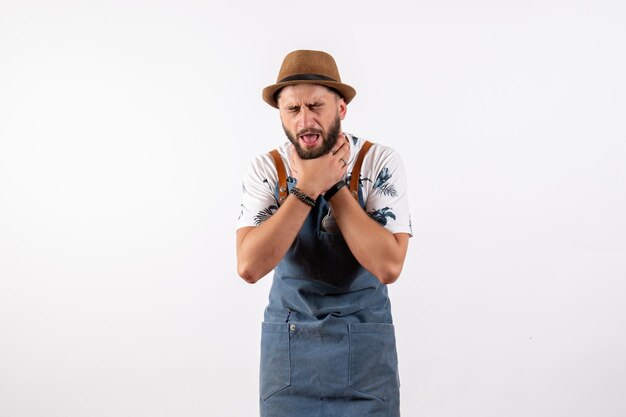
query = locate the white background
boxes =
[1,1,625,416]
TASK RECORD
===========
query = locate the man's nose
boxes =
[298,107,315,129]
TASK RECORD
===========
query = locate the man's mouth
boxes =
[300,134,320,147]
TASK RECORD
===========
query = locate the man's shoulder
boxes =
[243,142,293,182]
[346,133,399,165]
[244,150,279,180]
[252,141,291,164]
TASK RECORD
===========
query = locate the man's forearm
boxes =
[330,187,409,284]
[236,195,313,283]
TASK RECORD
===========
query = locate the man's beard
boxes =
[283,115,341,160]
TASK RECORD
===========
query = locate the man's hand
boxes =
[290,136,350,198]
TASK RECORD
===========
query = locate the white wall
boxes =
[1,1,625,416]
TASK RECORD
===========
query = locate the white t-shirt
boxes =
[237,133,412,236]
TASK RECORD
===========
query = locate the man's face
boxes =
[278,84,347,160]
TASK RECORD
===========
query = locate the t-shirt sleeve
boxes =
[361,145,413,236]
[236,153,280,230]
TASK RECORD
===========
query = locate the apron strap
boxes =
[269,140,374,204]
[269,149,288,204]
[349,140,374,199]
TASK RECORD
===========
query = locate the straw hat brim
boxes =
[262,80,356,109]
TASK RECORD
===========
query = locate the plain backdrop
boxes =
[1,1,625,416]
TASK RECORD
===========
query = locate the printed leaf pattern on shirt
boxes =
[287,176,297,185]
[372,167,398,197]
[368,207,396,226]
[346,172,357,189]
[251,174,298,225]
[238,181,247,220]
[254,205,278,225]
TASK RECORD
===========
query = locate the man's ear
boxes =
[338,98,347,120]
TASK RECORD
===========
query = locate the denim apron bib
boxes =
[260,144,400,417]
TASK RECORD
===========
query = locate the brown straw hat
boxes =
[262,50,356,108]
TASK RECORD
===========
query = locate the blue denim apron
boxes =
[259,179,400,417]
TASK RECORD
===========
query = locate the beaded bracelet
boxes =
[290,187,316,208]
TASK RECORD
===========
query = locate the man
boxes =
[236,50,412,417]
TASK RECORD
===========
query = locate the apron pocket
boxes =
[260,322,291,400]
[348,323,399,401]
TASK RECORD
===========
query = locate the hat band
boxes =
[279,73,337,83]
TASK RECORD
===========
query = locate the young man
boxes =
[236,49,412,417]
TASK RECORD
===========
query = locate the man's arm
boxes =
[329,187,410,284]
[236,197,312,284]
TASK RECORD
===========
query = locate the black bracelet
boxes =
[290,187,316,207]
[323,180,346,202]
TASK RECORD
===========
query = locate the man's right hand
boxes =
[289,137,350,198]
